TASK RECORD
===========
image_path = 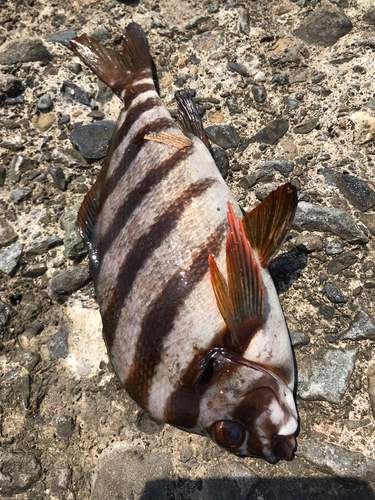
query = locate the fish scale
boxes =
[70,22,299,463]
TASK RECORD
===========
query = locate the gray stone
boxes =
[37,93,53,112]
[368,364,375,419]
[56,415,74,438]
[51,468,72,492]
[61,201,87,261]
[226,98,242,115]
[62,80,91,107]
[174,74,190,87]
[0,452,42,495]
[185,15,209,29]
[326,241,343,255]
[23,262,48,278]
[341,310,375,341]
[0,217,17,248]
[67,62,82,74]
[202,462,259,500]
[255,182,281,201]
[327,252,357,275]
[48,325,69,360]
[242,170,274,189]
[238,6,250,36]
[91,447,174,500]
[9,155,34,182]
[22,374,30,408]
[211,147,229,179]
[51,148,88,168]
[226,62,249,77]
[324,281,347,303]
[47,29,77,47]
[295,234,323,253]
[297,347,357,403]
[70,121,116,161]
[363,9,375,25]
[96,78,114,104]
[293,202,369,244]
[251,85,267,103]
[293,117,319,134]
[0,38,52,65]
[256,159,294,177]
[48,166,67,191]
[18,352,41,372]
[205,124,238,149]
[47,265,91,303]
[0,242,22,275]
[297,440,375,485]
[0,73,23,96]
[293,10,353,47]
[25,236,63,257]
[249,118,289,145]
[90,27,111,43]
[0,300,12,328]
[289,328,310,347]
[10,187,32,204]
[285,97,299,111]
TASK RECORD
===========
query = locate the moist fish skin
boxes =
[70,22,299,463]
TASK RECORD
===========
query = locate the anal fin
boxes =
[209,202,264,352]
[175,90,210,149]
[242,183,298,268]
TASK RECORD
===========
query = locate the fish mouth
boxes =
[272,434,296,460]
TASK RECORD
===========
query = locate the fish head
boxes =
[195,348,298,463]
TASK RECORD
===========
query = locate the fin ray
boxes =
[175,90,210,148]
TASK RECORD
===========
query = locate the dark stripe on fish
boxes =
[101,177,218,349]
[99,147,193,261]
[124,82,155,109]
[125,222,227,411]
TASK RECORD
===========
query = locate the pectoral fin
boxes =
[209,202,264,352]
[242,183,298,268]
[175,90,210,149]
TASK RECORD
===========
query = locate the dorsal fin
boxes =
[69,22,153,97]
[175,90,210,148]
[209,202,264,352]
[242,183,298,268]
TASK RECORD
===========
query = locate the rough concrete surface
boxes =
[1,0,375,498]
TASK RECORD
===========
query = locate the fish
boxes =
[69,22,299,463]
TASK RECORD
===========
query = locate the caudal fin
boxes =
[69,22,153,97]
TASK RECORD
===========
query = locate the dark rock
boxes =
[352,65,366,74]
[47,265,91,302]
[363,9,375,25]
[9,155,34,182]
[293,10,353,47]
[23,262,48,278]
[0,166,6,187]
[25,321,44,339]
[48,29,77,47]
[297,347,356,403]
[269,249,307,292]
[10,187,32,204]
[326,241,343,255]
[249,118,289,145]
[61,201,87,261]
[285,97,299,111]
[251,85,267,103]
[226,62,249,77]
[293,117,319,134]
[174,74,190,87]
[48,166,67,191]
[37,93,53,112]
[289,328,310,347]
[67,62,82,75]
[238,6,250,36]
[293,202,369,244]
[4,95,24,105]
[341,310,375,341]
[185,15,209,29]
[18,352,41,372]
[256,159,294,177]
[51,148,88,168]
[48,325,69,360]
[255,182,281,201]
[96,79,114,104]
[205,124,238,149]
[62,80,91,106]
[324,281,347,303]
[0,300,12,328]
[90,27,111,42]
[295,234,323,253]
[211,147,229,179]
[0,142,24,152]
[0,73,23,96]
[56,414,74,438]
[0,217,18,247]
[0,242,22,276]
[368,365,375,420]
[22,374,31,408]
[319,304,335,321]
[58,115,71,126]
[0,452,42,495]
[226,98,242,115]
[271,72,289,85]
[242,170,274,189]
[25,236,63,257]
[297,440,375,485]
[0,38,52,64]
[70,121,116,162]
[327,252,357,275]
[51,468,72,492]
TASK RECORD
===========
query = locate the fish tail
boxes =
[69,22,153,98]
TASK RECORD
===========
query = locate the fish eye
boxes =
[211,421,245,449]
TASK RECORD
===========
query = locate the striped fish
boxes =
[70,23,298,463]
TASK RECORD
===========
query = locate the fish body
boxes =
[70,23,298,462]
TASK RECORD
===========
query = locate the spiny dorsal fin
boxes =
[175,90,210,148]
[69,22,153,97]
[209,202,264,352]
[242,183,298,268]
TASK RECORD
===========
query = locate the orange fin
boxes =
[69,22,153,96]
[242,183,298,268]
[175,90,210,149]
[209,202,264,351]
